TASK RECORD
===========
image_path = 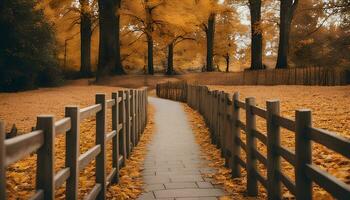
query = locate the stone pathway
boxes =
[138,97,226,200]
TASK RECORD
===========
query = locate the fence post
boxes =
[112,92,120,183]
[36,115,55,200]
[95,93,106,199]
[130,90,136,149]
[231,92,241,178]
[295,109,312,200]
[65,106,80,200]
[220,92,228,158]
[118,90,127,167]
[0,121,5,200]
[224,93,231,168]
[266,100,281,199]
[245,97,258,196]
[125,90,131,158]
[135,90,140,144]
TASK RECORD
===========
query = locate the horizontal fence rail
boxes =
[0,88,148,200]
[156,82,350,200]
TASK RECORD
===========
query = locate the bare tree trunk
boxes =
[115,0,125,74]
[80,5,92,77]
[97,0,117,80]
[249,0,263,70]
[206,13,216,72]
[166,42,174,75]
[276,0,298,69]
[225,53,230,72]
[147,34,154,75]
[145,1,154,75]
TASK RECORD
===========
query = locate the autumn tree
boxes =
[214,10,239,72]
[248,0,263,70]
[97,0,120,79]
[122,0,165,75]
[0,0,61,91]
[275,0,299,69]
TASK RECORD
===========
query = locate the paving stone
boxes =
[164,182,198,189]
[196,182,214,188]
[144,184,166,192]
[138,192,155,199]
[154,188,225,198]
[143,176,171,184]
[170,175,204,183]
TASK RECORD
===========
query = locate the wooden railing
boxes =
[156,82,350,200]
[156,81,187,102]
[0,88,148,200]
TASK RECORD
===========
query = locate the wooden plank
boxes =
[237,120,246,132]
[236,156,247,169]
[295,109,312,200]
[112,92,120,184]
[266,100,281,200]
[80,104,102,120]
[29,190,44,200]
[125,90,131,158]
[245,97,258,196]
[305,164,350,199]
[106,130,117,142]
[252,129,267,145]
[65,106,80,200]
[277,146,296,166]
[237,137,247,152]
[78,145,101,171]
[36,115,55,200]
[54,117,71,136]
[236,100,245,109]
[5,130,44,166]
[231,92,241,178]
[106,99,115,108]
[106,168,117,187]
[253,149,267,166]
[254,170,268,189]
[95,93,106,200]
[251,105,267,119]
[118,90,127,167]
[54,167,70,189]
[0,121,5,199]
[278,171,296,195]
[273,115,296,132]
[308,127,350,159]
[84,184,102,200]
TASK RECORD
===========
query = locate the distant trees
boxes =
[0,0,61,91]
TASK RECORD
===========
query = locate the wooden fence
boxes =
[0,88,148,200]
[156,82,350,200]
[180,67,350,86]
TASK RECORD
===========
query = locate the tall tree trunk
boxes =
[249,0,263,70]
[115,0,125,74]
[206,13,216,72]
[97,0,117,80]
[225,53,230,72]
[276,0,298,69]
[80,6,92,77]
[145,1,154,75]
[147,35,154,75]
[166,42,174,75]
